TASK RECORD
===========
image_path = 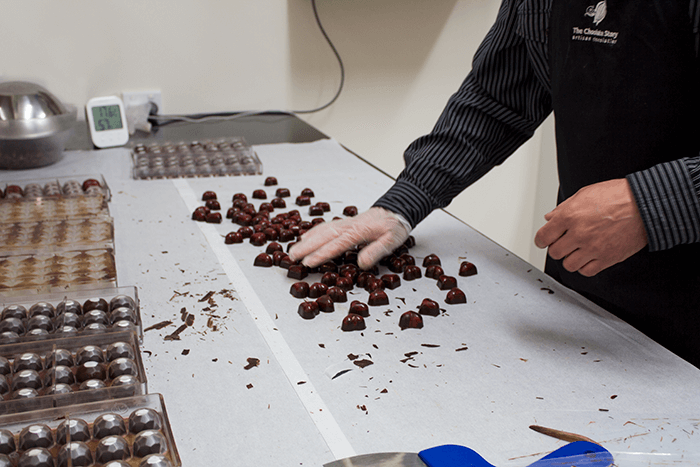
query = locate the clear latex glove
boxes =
[288,207,412,269]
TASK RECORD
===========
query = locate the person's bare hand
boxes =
[288,207,411,269]
[534,178,648,276]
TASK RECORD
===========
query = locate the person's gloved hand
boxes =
[288,207,411,269]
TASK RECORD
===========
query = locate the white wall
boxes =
[2,0,558,269]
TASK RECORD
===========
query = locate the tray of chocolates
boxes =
[0,175,110,202]
[0,286,142,345]
[0,393,179,467]
[0,331,147,415]
[0,249,117,296]
[131,136,263,179]
[0,217,115,255]
[0,195,109,225]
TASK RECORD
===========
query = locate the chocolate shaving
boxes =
[455,346,469,352]
[396,297,406,305]
[421,344,440,348]
[199,291,215,302]
[540,287,555,294]
[347,353,358,361]
[180,308,187,321]
[353,359,373,368]
[185,313,195,326]
[164,323,188,341]
[244,357,260,370]
[404,351,419,357]
[297,381,306,385]
[144,320,173,332]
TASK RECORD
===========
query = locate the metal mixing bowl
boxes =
[0,81,77,169]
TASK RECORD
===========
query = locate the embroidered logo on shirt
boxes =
[585,1,607,26]
[571,0,619,45]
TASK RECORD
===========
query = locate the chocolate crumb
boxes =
[610,395,618,399]
[319,343,326,348]
[244,357,260,370]
[246,383,253,389]
[347,353,358,361]
[380,388,388,394]
[212,358,218,362]
[353,359,373,368]
[185,313,195,326]
[181,349,190,356]
[180,308,187,321]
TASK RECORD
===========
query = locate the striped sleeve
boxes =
[626,157,700,251]
[374,0,553,227]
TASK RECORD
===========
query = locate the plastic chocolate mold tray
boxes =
[131,136,263,179]
[0,286,142,344]
[0,195,109,224]
[0,175,111,202]
[0,217,114,255]
[0,331,147,415]
[0,249,116,296]
[0,393,180,467]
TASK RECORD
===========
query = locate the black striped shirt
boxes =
[374,0,700,252]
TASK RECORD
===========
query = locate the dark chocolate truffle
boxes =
[316,295,335,312]
[403,265,422,281]
[290,282,309,299]
[295,196,311,206]
[205,199,221,210]
[249,232,267,246]
[437,275,458,290]
[418,298,440,316]
[266,242,283,254]
[298,302,319,319]
[459,261,478,277]
[321,272,339,286]
[252,189,267,199]
[425,265,445,279]
[272,198,286,208]
[327,286,347,303]
[205,212,222,223]
[308,283,329,299]
[381,274,401,290]
[349,301,369,317]
[287,265,308,280]
[309,205,324,216]
[275,188,291,198]
[445,287,467,304]
[341,314,366,331]
[253,253,273,267]
[422,254,441,267]
[202,191,217,201]
[264,177,278,186]
[225,232,243,244]
[368,290,389,306]
[343,206,358,217]
[399,311,424,330]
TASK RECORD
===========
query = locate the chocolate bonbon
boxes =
[459,261,478,276]
[399,311,423,330]
[341,314,365,331]
[418,298,440,316]
[445,287,467,304]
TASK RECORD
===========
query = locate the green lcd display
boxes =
[91,105,123,131]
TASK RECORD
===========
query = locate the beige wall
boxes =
[2,0,558,269]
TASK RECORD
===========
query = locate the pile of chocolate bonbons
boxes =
[191,177,478,333]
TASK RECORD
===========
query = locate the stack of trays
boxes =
[0,175,115,295]
[0,174,181,466]
[131,136,263,179]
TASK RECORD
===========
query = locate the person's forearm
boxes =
[626,156,700,251]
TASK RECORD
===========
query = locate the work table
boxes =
[3,115,699,466]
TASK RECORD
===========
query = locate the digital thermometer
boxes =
[86,95,129,148]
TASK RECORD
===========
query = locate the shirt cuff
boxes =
[626,158,700,251]
[372,179,438,229]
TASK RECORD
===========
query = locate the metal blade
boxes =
[324,452,427,467]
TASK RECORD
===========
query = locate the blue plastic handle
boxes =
[418,441,613,467]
